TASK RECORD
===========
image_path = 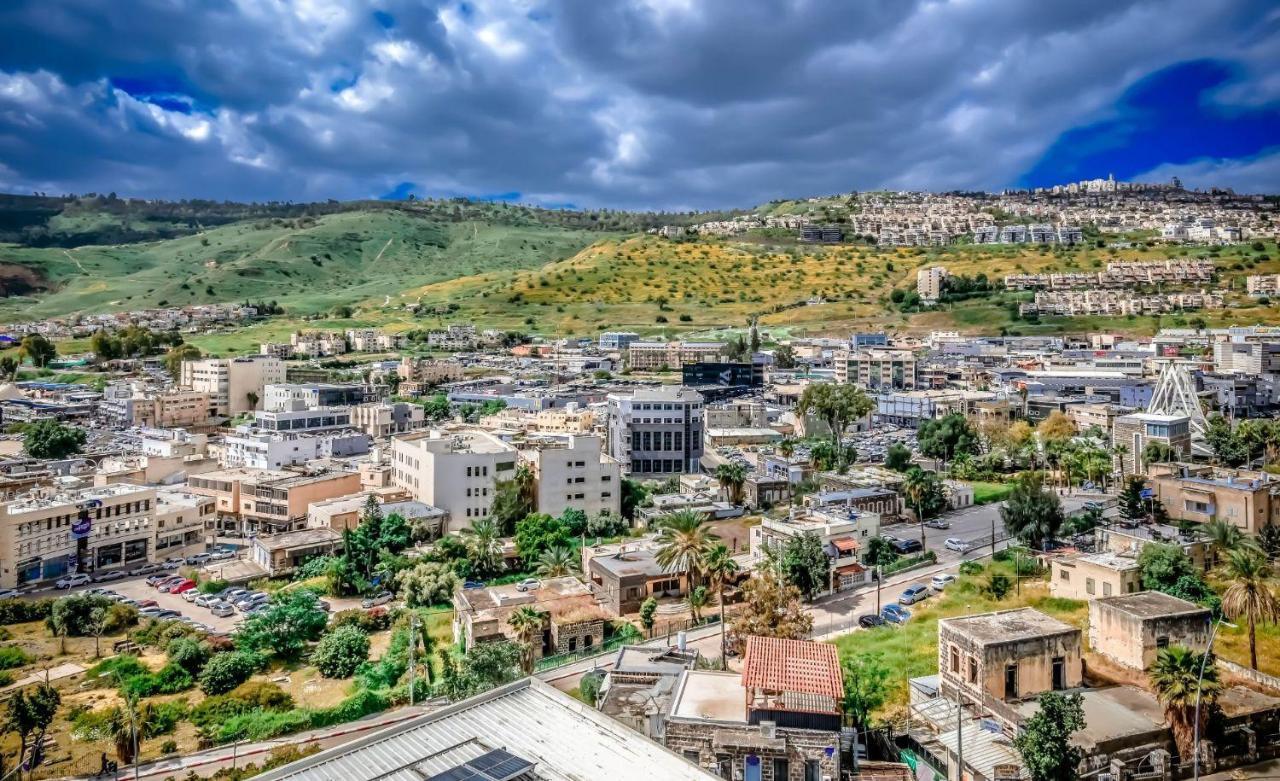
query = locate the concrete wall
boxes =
[940,625,1082,703]
[1088,602,1211,671]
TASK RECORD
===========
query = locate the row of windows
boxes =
[465,465,490,478]
[463,506,490,518]
[633,459,684,474]
[634,402,699,411]
[631,430,686,452]
[465,486,490,498]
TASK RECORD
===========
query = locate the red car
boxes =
[162,579,196,594]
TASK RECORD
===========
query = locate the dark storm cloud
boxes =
[0,0,1275,208]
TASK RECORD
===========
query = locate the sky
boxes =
[0,0,1276,211]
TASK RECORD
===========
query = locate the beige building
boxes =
[479,402,598,435]
[151,388,213,428]
[1112,412,1191,475]
[917,265,948,304]
[836,348,918,390]
[397,357,465,386]
[1148,464,1280,535]
[518,434,621,519]
[626,341,726,371]
[453,576,607,660]
[1049,551,1142,601]
[1089,591,1211,672]
[349,401,425,438]
[938,608,1082,705]
[390,429,518,531]
[188,467,360,534]
[181,355,285,417]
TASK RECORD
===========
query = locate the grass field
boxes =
[969,481,1016,504]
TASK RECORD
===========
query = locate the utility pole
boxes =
[408,616,417,707]
[956,692,964,781]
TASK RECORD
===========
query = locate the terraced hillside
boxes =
[394,235,1279,338]
[0,209,612,319]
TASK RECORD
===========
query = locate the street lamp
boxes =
[1193,616,1235,781]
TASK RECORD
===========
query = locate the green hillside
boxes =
[0,209,612,319]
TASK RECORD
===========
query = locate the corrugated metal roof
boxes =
[254,678,719,781]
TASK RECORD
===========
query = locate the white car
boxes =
[0,588,22,600]
[944,538,973,553]
[515,578,541,592]
[56,573,92,589]
[930,574,957,591]
[182,589,202,602]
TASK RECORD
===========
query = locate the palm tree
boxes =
[508,606,546,673]
[902,469,932,547]
[654,510,719,590]
[1220,547,1280,670]
[779,439,796,459]
[1203,517,1256,564]
[464,517,503,577]
[687,586,710,624]
[702,543,739,662]
[1149,645,1222,763]
[535,545,578,578]
[715,461,748,505]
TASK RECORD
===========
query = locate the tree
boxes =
[1142,441,1176,470]
[1259,522,1280,559]
[396,561,459,607]
[884,442,913,472]
[903,467,946,543]
[166,637,209,676]
[162,343,201,379]
[702,543,739,661]
[654,510,718,588]
[236,590,328,658]
[1220,547,1280,671]
[199,650,264,695]
[840,653,891,730]
[999,472,1065,550]
[311,625,371,678]
[727,567,813,653]
[797,383,874,447]
[864,537,898,614]
[1202,517,1255,564]
[3,683,60,778]
[464,517,503,577]
[1036,411,1077,447]
[19,334,55,368]
[22,419,87,460]
[987,572,1013,600]
[90,331,122,362]
[687,586,710,624]
[1013,691,1085,781]
[620,477,649,521]
[773,344,797,369]
[1205,414,1249,467]
[781,532,830,599]
[47,594,133,638]
[490,466,536,536]
[917,413,980,468]
[1138,543,1196,592]
[714,461,747,505]
[508,606,546,673]
[438,641,523,701]
[639,596,658,634]
[514,513,572,562]
[1118,475,1147,522]
[1149,645,1221,763]
[535,545,578,578]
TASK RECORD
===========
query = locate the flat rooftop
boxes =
[941,608,1078,645]
[1093,591,1209,620]
[590,547,681,578]
[1075,551,1141,571]
[1013,685,1165,750]
[670,670,748,723]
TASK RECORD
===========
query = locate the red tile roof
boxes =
[832,537,860,553]
[742,636,844,701]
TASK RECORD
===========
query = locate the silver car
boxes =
[209,601,235,618]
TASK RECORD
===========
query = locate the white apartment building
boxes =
[837,348,918,390]
[181,355,285,417]
[220,426,370,470]
[350,401,425,438]
[0,483,210,588]
[1247,274,1280,297]
[917,266,948,304]
[519,435,621,519]
[345,329,405,352]
[390,429,518,531]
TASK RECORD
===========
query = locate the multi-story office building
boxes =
[220,427,370,470]
[263,383,379,412]
[519,434,621,519]
[598,332,641,351]
[180,355,285,417]
[626,341,726,371]
[188,467,360,534]
[1112,412,1192,475]
[917,266,948,304]
[390,430,518,530]
[838,348,918,390]
[606,385,704,478]
[349,401,425,438]
[1,483,207,588]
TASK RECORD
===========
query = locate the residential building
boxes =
[937,608,1082,705]
[606,385,704,478]
[396,356,465,387]
[1147,464,1280,535]
[453,576,608,660]
[390,429,518,530]
[1089,591,1211,673]
[188,467,360,534]
[838,349,918,390]
[250,527,343,577]
[180,355,285,417]
[220,426,370,470]
[288,330,347,358]
[344,328,404,352]
[599,331,641,351]
[627,341,727,371]
[1112,412,1192,475]
[664,636,843,781]
[585,539,689,615]
[349,400,425,438]
[917,266,948,304]
[1048,551,1142,601]
[598,645,699,740]
[518,434,621,519]
[750,506,880,594]
[252,678,720,781]
[1095,522,1210,572]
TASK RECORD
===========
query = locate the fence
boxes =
[533,615,720,673]
[1219,658,1280,692]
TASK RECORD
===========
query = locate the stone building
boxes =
[665,636,843,781]
[938,608,1082,706]
[1049,551,1142,601]
[452,576,607,662]
[1089,591,1211,672]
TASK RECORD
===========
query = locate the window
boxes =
[1156,635,1169,649]
[950,646,960,673]
[1103,582,1112,596]
[1004,663,1018,699]
[1059,569,1070,581]
[1052,657,1066,691]
[772,758,789,778]
[804,760,821,781]
[1086,577,1095,595]
[968,657,978,684]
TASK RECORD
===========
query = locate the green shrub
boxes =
[331,608,392,633]
[199,651,263,695]
[0,671,13,687]
[160,740,179,754]
[140,699,189,737]
[86,655,148,686]
[190,682,294,731]
[0,599,52,625]
[167,637,210,675]
[958,560,985,576]
[0,645,31,670]
[311,625,370,679]
[198,579,230,595]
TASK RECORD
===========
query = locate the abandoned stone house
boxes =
[937,607,1083,705]
[451,575,607,661]
[1088,591,1211,672]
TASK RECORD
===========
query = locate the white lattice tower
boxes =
[1147,360,1208,440]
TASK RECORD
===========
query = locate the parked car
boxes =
[899,585,930,605]
[87,587,116,597]
[361,591,394,609]
[145,574,173,587]
[152,609,182,620]
[193,594,219,608]
[216,588,249,602]
[924,519,951,530]
[515,578,541,593]
[162,579,196,594]
[129,562,163,576]
[233,592,268,609]
[891,539,923,555]
[858,614,886,629]
[0,588,22,600]
[153,576,184,591]
[242,603,270,616]
[92,570,126,583]
[209,601,235,618]
[139,607,179,619]
[944,538,973,553]
[56,573,91,589]
[930,574,957,591]
[134,599,158,609]
[162,557,185,569]
[182,589,202,602]
[463,580,486,590]
[186,553,213,566]
[209,549,236,561]
[881,604,911,624]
